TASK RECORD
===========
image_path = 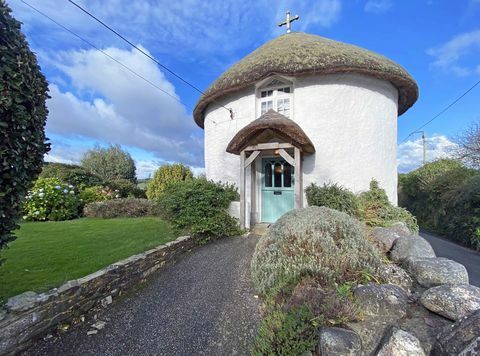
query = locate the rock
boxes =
[86,329,98,336]
[405,257,469,287]
[5,291,38,312]
[92,320,106,330]
[377,263,413,293]
[371,227,410,253]
[317,327,362,355]
[354,283,409,318]
[390,235,435,263]
[432,310,480,355]
[376,327,426,356]
[390,222,411,235]
[101,295,112,307]
[420,284,480,321]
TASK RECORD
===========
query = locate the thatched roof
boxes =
[226,110,315,155]
[194,32,418,128]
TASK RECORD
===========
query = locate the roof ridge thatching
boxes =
[194,32,418,128]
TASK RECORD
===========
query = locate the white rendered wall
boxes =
[203,73,399,223]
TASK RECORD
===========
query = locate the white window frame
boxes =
[256,77,293,119]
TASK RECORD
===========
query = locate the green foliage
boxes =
[251,206,382,296]
[83,198,161,219]
[305,182,358,216]
[398,159,479,249]
[39,163,103,189]
[0,2,50,252]
[23,178,79,221]
[146,163,193,199]
[106,178,146,198]
[158,178,241,238]
[79,186,116,205]
[81,144,136,183]
[251,305,318,356]
[357,180,418,233]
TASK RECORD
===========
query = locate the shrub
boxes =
[39,163,103,189]
[0,2,50,251]
[251,305,318,356]
[158,178,241,238]
[79,186,116,205]
[146,163,193,200]
[251,206,382,296]
[106,178,146,198]
[81,144,136,183]
[357,180,418,233]
[83,198,160,218]
[23,178,79,221]
[305,183,358,216]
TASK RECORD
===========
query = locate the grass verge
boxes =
[0,217,177,303]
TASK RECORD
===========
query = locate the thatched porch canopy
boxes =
[226,110,315,155]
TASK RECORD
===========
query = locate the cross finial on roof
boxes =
[278,10,299,34]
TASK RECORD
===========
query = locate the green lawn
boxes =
[0,217,177,303]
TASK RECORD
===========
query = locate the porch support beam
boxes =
[244,150,260,168]
[240,150,245,229]
[278,149,295,167]
[244,142,295,152]
[294,147,302,209]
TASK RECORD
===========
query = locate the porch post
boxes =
[240,150,246,229]
[294,147,302,209]
[250,162,256,225]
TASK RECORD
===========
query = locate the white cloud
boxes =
[364,0,393,14]
[45,46,204,166]
[427,30,480,76]
[397,134,458,173]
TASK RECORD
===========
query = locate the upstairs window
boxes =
[257,78,293,118]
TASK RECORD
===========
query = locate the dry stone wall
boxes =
[0,235,200,355]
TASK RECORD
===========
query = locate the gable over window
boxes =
[257,77,293,119]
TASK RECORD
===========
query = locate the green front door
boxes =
[261,157,294,223]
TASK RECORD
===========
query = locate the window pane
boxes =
[261,91,267,98]
[283,163,292,187]
[261,101,267,114]
[267,101,273,111]
[278,99,284,111]
[284,87,290,93]
[274,163,282,187]
[268,90,273,97]
[265,163,272,187]
[284,98,290,109]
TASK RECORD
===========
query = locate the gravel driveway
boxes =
[26,235,261,356]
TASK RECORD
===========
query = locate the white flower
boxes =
[68,185,74,188]
[22,215,28,220]
[34,211,40,215]
[63,189,69,193]
[39,188,44,193]
[115,189,119,192]
[69,191,75,194]
[115,194,120,198]
[38,192,45,198]
[55,185,61,189]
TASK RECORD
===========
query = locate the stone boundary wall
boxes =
[0,235,199,355]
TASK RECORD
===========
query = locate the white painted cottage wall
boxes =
[203,73,399,223]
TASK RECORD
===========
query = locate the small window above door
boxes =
[257,77,293,118]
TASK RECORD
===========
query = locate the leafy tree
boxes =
[39,162,103,189]
[0,2,50,253]
[146,163,193,199]
[81,144,136,183]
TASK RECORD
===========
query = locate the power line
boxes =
[401,78,480,143]
[66,0,233,117]
[19,0,185,107]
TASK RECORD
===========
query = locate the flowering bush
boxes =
[23,178,80,221]
[79,185,118,205]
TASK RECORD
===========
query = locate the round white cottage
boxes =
[193,32,418,228]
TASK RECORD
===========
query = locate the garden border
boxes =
[0,234,200,355]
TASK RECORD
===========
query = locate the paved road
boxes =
[27,236,261,356]
[420,231,480,287]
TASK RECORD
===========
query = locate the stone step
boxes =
[251,223,270,236]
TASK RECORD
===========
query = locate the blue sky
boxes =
[8,0,480,177]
